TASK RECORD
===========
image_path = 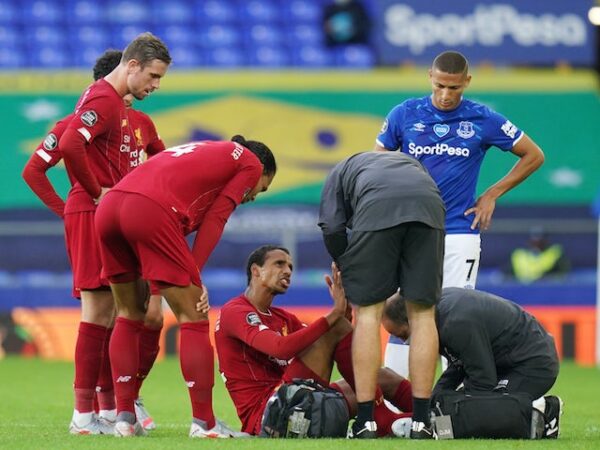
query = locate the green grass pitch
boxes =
[0,357,598,449]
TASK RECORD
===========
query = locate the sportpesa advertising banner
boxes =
[373,0,595,66]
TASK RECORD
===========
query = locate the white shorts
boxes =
[443,234,481,289]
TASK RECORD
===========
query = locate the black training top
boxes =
[435,287,559,393]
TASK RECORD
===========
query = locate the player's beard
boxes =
[270,279,290,296]
[270,284,288,295]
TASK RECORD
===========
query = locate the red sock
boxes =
[96,327,115,411]
[110,317,143,415]
[333,331,384,393]
[333,331,354,387]
[135,325,162,398]
[389,379,413,412]
[74,322,107,413]
[374,393,412,437]
[180,321,215,428]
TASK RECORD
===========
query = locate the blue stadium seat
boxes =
[282,0,324,23]
[239,0,280,23]
[107,0,149,24]
[161,26,196,47]
[198,25,241,49]
[335,45,375,68]
[26,25,67,47]
[110,24,153,49]
[202,47,246,68]
[0,1,19,24]
[287,24,323,46]
[21,0,64,25]
[195,0,237,24]
[72,45,113,69]
[244,24,284,46]
[0,46,26,68]
[169,46,203,68]
[28,46,71,68]
[68,25,111,50]
[67,0,106,24]
[151,1,194,25]
[247,45,290,68]
[0,25,20,47]
[291,45,334,68]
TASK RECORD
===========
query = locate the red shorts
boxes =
[149,281,161,296]
[250,358,330,435]
[64,210,110,298]
[95,191,200,288]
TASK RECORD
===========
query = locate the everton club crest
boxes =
[457,121,475,139]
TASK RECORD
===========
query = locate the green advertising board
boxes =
[1,69,598,209]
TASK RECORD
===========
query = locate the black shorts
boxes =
[337,222,444,307]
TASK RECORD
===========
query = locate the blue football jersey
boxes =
[376,96,523,234]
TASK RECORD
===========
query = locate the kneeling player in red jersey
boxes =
[95,136,276,437]
[215,245,413,438]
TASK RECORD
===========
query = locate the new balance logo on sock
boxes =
[116,376,132,383]
[186,381,195,388]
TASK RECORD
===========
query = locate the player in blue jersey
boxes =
[376,51,545,378]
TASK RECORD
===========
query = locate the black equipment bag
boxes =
[431,390,533,439]
[260,378,349,438]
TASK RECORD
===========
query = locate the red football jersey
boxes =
[22,115,74,217]
[112,141,262,234]
[24,106,164,217]
[215,295,306,433]
[128,108,165,164]
[63,79,131,213]
[31,115,72,172]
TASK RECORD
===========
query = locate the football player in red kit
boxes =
[57,34,171,435]
[22,48,166,433]
[95,136,277,437]
[215,245,414,437]
[22,50,165,219]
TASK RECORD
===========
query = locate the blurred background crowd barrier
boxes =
[0,0,598,365]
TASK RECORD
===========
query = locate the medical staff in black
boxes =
[382,287,562,438]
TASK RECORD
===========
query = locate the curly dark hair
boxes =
[92,50,122,81]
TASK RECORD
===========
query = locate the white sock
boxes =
[72,410,94,426]
[384,341,410,378]
[99,409,117,422]
[532,396,546,413]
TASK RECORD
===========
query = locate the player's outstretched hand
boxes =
[465,193,497,231]
[325,262,347,317]
[195,284,210,314]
